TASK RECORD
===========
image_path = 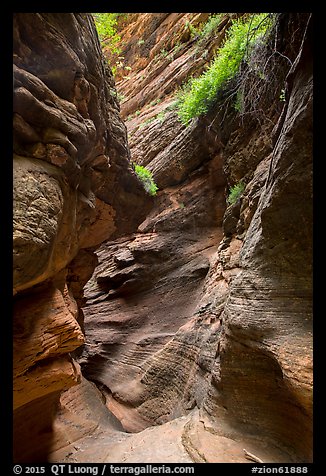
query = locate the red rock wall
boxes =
[79,13,229,433]
[13,13,151,462]
[13,12,312,464]
[206,17,313,460]
[79,12,312,462]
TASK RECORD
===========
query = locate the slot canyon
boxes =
[13,12,313,464]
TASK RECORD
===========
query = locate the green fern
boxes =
[199,14,223,39]
[134,164,158,196]
[92,13,121,55]
[227,182,245,205]
[177,14,273,125]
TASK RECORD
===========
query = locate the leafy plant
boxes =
[176,14,272,125]
[227,182,245,205]
[199,14,223,39]
[139,117,155,129]
[185,20,199,39]
[117,92,125,102]
[279,88,286,102]
[133,164,158,196]
[156,112,165,122]
[92,13,121,54]
[165,100,179,111]
[149,98,161,107]
[139,111,165,129]
[138,39,145,45]
[111,56,125,76]
[173,41,182,53]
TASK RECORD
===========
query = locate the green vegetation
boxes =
[167,41,182,61]
[139,117,155,129]
[117,92,125,102]
[156,112,165,122]
[185,20,199,39]
[148,98,161,107]
[92,13,125,77]
[199,14,223,39]
[134,164,158,196]
[279,88,286,102]
[160,48,169,58]
[126,109,141,121]
[92,13,121,54]
[176,14,273,125]
[165,100,179,111]
[139,111,165,129]
[227,182,245,205]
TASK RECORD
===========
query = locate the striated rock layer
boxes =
[205,20,313,460]
[77,12,312,462]
[79,14,229,434]
[13,13,151,462]
[14,12,312,464]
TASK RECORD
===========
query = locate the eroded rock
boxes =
[78,12,312,463]
[13,13,151,462]
[15,11,312,464]
[206,25,313,460]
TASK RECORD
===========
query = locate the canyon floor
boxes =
[13,13,312,464]
[48,378,293,463]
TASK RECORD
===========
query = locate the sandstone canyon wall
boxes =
[78,12,313,462]
[13,12,313,464]
[13,13,151,462]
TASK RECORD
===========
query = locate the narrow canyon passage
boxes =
[13,13,313,464]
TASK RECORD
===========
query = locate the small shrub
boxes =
[139,112,165,129]
[117,92,125,102]
[199,14,223,39]
[134,164,158,196]
[156,112,165,122]
[227,182,245,205]
[92,13,121,54]
[176,14,273,125]
[149,98,161,107]
[185,20,199,39]
[139,117,155,129]
[279,88,286,102]
[165,100,179,111]
[173,41,181,52]
[138,39,145,45]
